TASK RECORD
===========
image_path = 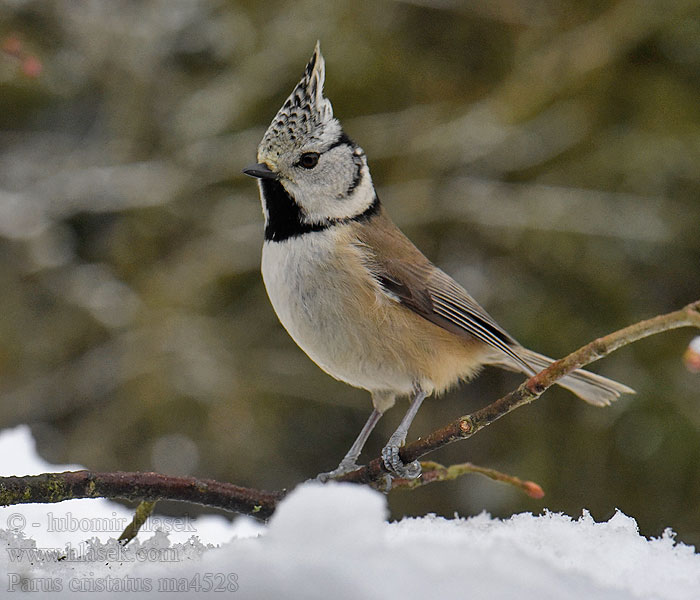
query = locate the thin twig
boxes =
[118,500,158,545]
[392,461,544,498]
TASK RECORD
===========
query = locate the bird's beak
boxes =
[242,163,279,180]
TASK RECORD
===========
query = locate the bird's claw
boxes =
[313,459,361,483]
[381,439,422,480]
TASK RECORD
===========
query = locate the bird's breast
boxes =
[261,227,488,395]
[261,228,415,394]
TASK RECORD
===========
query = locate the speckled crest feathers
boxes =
[258,41,340,163]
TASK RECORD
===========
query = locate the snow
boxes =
[1,425,699,599]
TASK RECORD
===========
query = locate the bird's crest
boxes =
[258,42,340,162]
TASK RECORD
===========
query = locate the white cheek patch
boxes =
[299,160,374,224]
[304,171,373,222]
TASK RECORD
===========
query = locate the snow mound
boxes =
[1,425,699,599]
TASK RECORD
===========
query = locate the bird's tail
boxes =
[489,347,635,407]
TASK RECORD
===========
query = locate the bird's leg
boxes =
[381,386,427,479]
[316,408,383,482]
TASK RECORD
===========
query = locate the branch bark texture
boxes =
[0,471,283,520]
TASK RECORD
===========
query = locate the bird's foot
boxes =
[381,435,421,480]
[314,459,361,483]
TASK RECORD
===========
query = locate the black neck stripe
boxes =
[261,178,379,243]
[346,157,363,196]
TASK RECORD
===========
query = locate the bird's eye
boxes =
[299,152,320,169]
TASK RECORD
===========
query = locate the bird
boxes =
[243,42,634,481]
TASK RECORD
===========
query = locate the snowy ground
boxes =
[1,425,699,599]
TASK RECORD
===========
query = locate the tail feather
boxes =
[490,347,635,407]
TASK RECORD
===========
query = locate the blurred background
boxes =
[1,0,699,543]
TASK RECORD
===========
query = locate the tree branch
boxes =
[0,471,284,520]
[0,300,697,524]
[337,299,700,485]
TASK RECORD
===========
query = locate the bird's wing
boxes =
[374,259,533,373]
[352,207,635,405]
[353,207,532,372]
